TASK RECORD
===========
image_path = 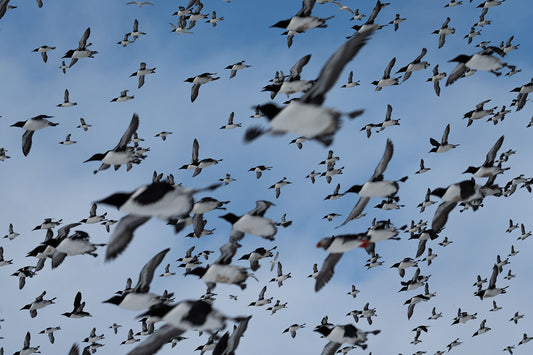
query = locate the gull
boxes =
[127,1,154,8]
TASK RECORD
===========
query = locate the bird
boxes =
[104,248,169,310]
[0,246,13,266]
[129,19,146,40]
[509,312,524,324]
[432,17,455,48]
[314,323,380,353]
[13,332,40,355]
[372,57,400,91]
[59,133,76,145]
[315,233,371,291]
[429,124,459,153]
[185,73,220,102]
[283,323,306,338]
[62,291,92,318]
[219,112,241,130]
[121,329,140,345]
[21,290,56,318]
[446,46,506,86]
[127,1,154,7]
[270,0,333,47]
[396,47,430,82]
[248,165,272,179]
[111,90,135,102]
[32,45,55,62]
[248,285,272,307]
[376,104,400,131]
[341,70,359,88]
[225,61,251,78]
[428,307,442,320]
[57,89,77,107]
[39,326,60,344]
[3,223,20,240]
[97,180,220,259]
[10,114,58,156]
[462,136,506,177]
[62,27,98,67]
[389,13,406,31]
[246,27,376,146]
[76,118,91,131]
[474,265,508,299]
[179,138,221,176]
[239,247,276,271]
[426,65,446,96]
[339,139,407,226]
[130,62,155,88]
[510,78,533,111]
[219,200,280,242]
[84,113,140,174]
[463,99,497,127]
[206,11,224,27]
[269,177,292,198]
[83,328,104,343]
[117,33,134,47]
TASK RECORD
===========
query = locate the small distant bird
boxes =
[77,118,91,131]
[11,114,58,156]
[0,246,13,266]
[129,19,146,40]
[206,11,224,26]
[377,104,400,132]
[33,45,55,62]
[429,124,459,153]
[63,292,92,318]
[57,89,77,107]
[39,326,60,344]
[131,62,155,88]
[59,134,76,145]
[62,27,98,67]
[389,13,406,31]
[426,65,446,96]
[314,323,380,352]
[111,90,134,102]
[127,1,153,8]
[220,112,241,129]
[341,71,360,88]
[283,323,306,338]
[155,131,172,141]
[14,332,40,355]
[225,61,251,78]
[396,48,430,82]
[219,173,236,185]
[4,223,20,240]
[372,57,401,91]
[433,17,455,49]
[59,61,68,74]
[185,73,220,102]
[117,33,134,47]
[249,165,272,179]
[269,177,292,198]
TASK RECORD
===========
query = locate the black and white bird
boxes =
[339,139,407,226]
[314,323,380,353]
[62,292,92,318]
[446,46,506,86]
[10,114,58,156]
[179,138,222,177]
[39,326,60,344]
[33,45,55,62]
[84,113,140,174]
[96,180,220,259]
[104,248,169,310]
[130,62,155,88]
[433,17,455,49]
[225,61,250,78]
[129,19,146,40]
[13,332,40,355]
[185,73,220,102]
[63,27,98,67]
[429,124,459,153]
[396,48,430,81]
[220,200,280,242]
[372,57,400,91]
[462,135,506,178]
[426,65,446,96]
[57,89,77,107]
[246,27,376,146]
[21,290,56,318]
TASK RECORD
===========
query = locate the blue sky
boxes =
[1,0,533,354]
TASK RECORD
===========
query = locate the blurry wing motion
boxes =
[431,201,457,234]
[321,341,343,355]
[128,324,185,355]
[106,215,151,261]
[133,248,170,293]
[114,113,139,151]
[315,253,343,292]
[213,316,252,355]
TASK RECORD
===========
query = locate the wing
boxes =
[128,324,185,355]
[321,341,342,355]
[446,63,466,86]
[57,222,82,239]
[431,201,457,233]
[442,124,450,143]
[114,113,139,151]
[367,0,383,23]
[301,26,376,105]
[215,241,241,265]
[315,253,343,291]
[434,80,441,96]
[370,138,394,180]
[483,135,504,166]
[258,285,267,299]
[337,197,370,227]
[78,27,90,49]
[191,83,201,102]
[488,264,498,289]
[296,0,316,17]
[106,215,151,261]
[384,57,396,77]
[22,130,35,156]
[138,75,145,89]
[213,316,252,355]
[414,48,427,62]
[385,104,392,120]
[51,251,67,269]
[133,248,170,293]
[249,200,274,217]
[289,54,312,80]
[24,331,31,348]
[74,291,82,309]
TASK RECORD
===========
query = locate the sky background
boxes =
[1,0,533,354]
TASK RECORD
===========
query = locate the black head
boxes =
[449,54,470,63]
[462,166,478,174]
[270,19,290,29]
[314,326,332,337]
[84,153,105,163]
[219,213,240,224]
[430,188,446,198]
[345,185,362,194]
[185,266,207,278]
[103,295,124,305]
[258,103,282,120]
[96,193,131,209]
[184,77,194,83]
[10,121,25,128]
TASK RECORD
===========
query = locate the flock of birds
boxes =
[0,0,532,354]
